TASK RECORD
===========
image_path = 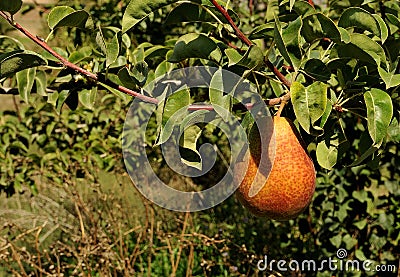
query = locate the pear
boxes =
[236,116,316,220]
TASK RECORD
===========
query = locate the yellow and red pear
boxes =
[236,116,316,220]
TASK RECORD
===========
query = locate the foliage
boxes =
[0,0,399,276]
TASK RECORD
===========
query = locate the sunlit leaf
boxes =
[16,68,36,104]
[338,7,381,37]
[168,33,222,63]
[106,32,121,68]
[364,88,393,144]
[291,81,327,135]
[165,2,239,25]
[122,0,180,33]
[79,87,97,110]
[302,13,341,43]
[378,67,400,89]
[0,50,47,78]
[48,6,93,30]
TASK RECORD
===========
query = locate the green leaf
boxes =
[79,87,97,110]
[0,35,25,51]
[68,46,93,64]
[239,45,264,69]
[316,131,349,170]
[349,143,379,167]
[158,88,190,145]
[319,98,332,128]
[55,90,70,114]
[47,91,58,107]
[337,27,351,43]
[11,141,28,153]
[303,59,331,81]
[282,16,302,70]
[265,0,279,22]
[249,23,274,39]
[387,116,400,143]
[338,7,381,38]
[162,88,190,126]
[96,28,107,54]
[373,14,389,43]
[225,45,264,69]
[209,70,232,121]
[289,0,295,11]
[355,249,367,261]
[302,13,341,43]
[337,200,352,222]
[316,140,338,170]
[354,219,368,230]
[35,70,47,96]
[165,3,239,25]
[118,61,149,88]
[364,88,393,144]
[106,32,120,68]
[48,6,93,30]
[16,68,36,104]
[274,19,292,69]
[0,0,22,14]
[343,234,357,250]
[0,50,47,78]
[98,81,130,102]
[291,81,328,135]
[378,67,400,89]
[168,33,222,63]
[225,48,243,66]
[154,60,175,78]
[179,125,203,170]
[352,190,368,203]
[292,0,315,16]
[144,45,169,60]
[122,0,180,33]
[329,233,342,248]
[335,33,387,68]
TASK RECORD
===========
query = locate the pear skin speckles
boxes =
[236,117,316,221]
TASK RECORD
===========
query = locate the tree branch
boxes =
[209,0,291,89]
[0,11,158,105]
[0,10,289,110]
[209,0,253,47]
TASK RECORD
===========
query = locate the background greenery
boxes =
[0,0,399,276]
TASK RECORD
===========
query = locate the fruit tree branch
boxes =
[209,0,292,89]
[0,10,290,109]
[0,11,158,105]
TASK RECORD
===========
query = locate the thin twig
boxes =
[249,0,254,16]
[210,0,252,46]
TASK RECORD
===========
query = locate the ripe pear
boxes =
[236,116,316,220]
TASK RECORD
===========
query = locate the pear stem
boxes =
[275,92,291,117]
